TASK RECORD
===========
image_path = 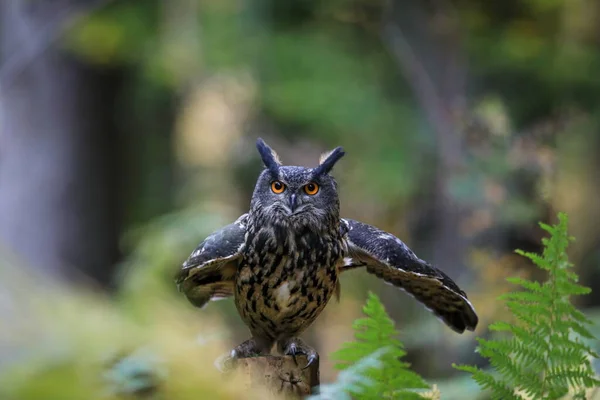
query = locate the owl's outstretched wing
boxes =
[175,214,248,308]
[340,218,478,333]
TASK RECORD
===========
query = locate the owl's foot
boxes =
[231,338,263,359]
[278,337,318,370]
[215,338,264,372]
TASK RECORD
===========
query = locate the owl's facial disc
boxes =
[261,169,335,225]
[251,141,342,228]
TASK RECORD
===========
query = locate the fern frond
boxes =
[454,364,523,400]
[331,292,430,399]
[454,212,600,399]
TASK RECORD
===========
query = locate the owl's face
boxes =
[250,139,345,230]
[252,166,339,223]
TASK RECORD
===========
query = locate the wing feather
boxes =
[175,214,248,308]
[340,218,478,333]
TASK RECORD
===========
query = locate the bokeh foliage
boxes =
[2,0,600,398]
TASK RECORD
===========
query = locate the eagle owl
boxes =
[176,138,478,368]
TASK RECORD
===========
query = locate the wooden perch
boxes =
[233,355,320,397]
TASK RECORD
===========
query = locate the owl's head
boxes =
[250,138,345,229]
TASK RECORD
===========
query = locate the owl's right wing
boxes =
[175,214,248,308]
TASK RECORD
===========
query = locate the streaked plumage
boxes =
[176,138,478,366]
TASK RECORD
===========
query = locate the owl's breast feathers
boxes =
[234,212,343,340]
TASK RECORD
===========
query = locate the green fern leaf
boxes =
[331,292,430,399]
[453,212,600,399]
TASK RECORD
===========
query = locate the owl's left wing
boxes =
[340,218,478,333]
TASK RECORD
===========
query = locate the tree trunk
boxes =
[0,0,121,287]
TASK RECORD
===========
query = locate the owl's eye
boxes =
[271,180,286,194]
[304,182,319,195]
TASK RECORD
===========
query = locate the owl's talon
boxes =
[302,353,318,370]
[215,337,265,372]
[287,342,299,365]
[280,337,318,370]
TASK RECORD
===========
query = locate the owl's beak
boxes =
[288,193,298,212]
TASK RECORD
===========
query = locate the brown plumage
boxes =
[176,138,478,367]
[235,202,343,345]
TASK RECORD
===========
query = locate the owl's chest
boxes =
[235,252,338,299]
[239,223,342,279]
[233,226,343,336]
[235,236,341,301]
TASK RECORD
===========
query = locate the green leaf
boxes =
[330,292,430,398]
[454,212,599,399]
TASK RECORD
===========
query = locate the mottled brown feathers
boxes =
[176,139,478,363]
[234,203,343,341]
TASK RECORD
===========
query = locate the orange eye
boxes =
[304,182,319,195]
[271,181,286,194]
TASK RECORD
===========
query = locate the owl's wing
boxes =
[340,218,478,333]
[175,214,248,308]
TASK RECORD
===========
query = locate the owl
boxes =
[176,138,478,368]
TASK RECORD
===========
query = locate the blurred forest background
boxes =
[1,0,599,398]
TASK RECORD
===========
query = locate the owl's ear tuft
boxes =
[314,146,345,175]
[256,138,282,176]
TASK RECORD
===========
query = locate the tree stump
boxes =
[234,355,319,398]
